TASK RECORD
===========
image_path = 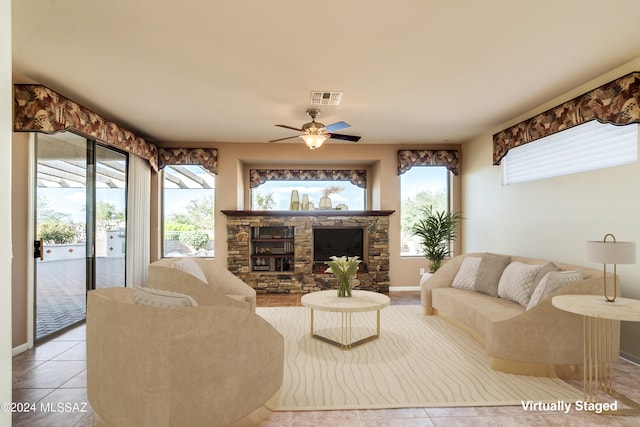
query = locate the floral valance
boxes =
[158,148,218,175]
[397,149,460,175]
[13,84,159,171]
[493,71,640,165]
[250,169,367,188]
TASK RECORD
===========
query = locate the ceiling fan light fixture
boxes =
[300,133,327,150]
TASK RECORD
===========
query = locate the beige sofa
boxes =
[148,257,257,312]
[421,253,620,378]
[87,287,283,427]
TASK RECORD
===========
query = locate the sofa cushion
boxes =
[497,262,543,307]
[526,270,584,310]
[451,256,482,290]
[432,287,524,340]
[133,286,198,308]
[474,253,511,297]
[172,258,208,284]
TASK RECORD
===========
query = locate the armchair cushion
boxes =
[133,286,197,308]
[172,258,208,283]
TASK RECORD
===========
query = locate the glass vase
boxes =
[337,276,352,298]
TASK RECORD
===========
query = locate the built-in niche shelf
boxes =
[250,226,294,273]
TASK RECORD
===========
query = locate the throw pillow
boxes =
[533,261,560,287]
[172,258,208,284]
[133,287,198,308]
[474,253,512,297]
[497,262,543,307]
[451,256,482,290]
[526,270,584,310]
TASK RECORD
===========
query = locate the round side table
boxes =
[553,294,640,415]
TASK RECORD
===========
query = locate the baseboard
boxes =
[12,342,30,356]
[388,286,420,292]
[621,352,640,366]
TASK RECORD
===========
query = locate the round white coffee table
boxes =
[301,290,390,350]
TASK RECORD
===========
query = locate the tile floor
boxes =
[11,291,640,426]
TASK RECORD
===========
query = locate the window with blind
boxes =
[503,121,638,185]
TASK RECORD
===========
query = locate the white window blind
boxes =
[503,121,638,185]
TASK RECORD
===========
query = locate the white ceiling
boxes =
[12,0,640,146]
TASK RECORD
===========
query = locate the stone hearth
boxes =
[222,211,393,294]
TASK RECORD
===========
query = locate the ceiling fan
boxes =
[269,108,361,149]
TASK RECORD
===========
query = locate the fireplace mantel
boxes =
[222,210,394,217]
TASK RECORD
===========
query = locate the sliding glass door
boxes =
[35,133,127,340]
[94,145,127,288]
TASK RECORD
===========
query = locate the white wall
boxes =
[462,58,640,361]
[1,0,13,423]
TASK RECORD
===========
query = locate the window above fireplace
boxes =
[249,169,366,211]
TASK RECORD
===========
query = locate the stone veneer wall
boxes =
[225,214,390,294]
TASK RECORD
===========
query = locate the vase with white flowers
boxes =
[325,255,361,297]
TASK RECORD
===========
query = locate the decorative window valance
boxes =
[250,169,367,189]
[493,71,640,165]
[13,84,159,171]
[158,148,218,175]
[397,149,460,175]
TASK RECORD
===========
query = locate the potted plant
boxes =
[411,206,463,273]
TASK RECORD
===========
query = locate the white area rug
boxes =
[256,305,582,411]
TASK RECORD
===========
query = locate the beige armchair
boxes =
[149,258,257,311]
[87,287,284,427]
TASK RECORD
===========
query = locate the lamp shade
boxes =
[299,133,327,150]
[586,240,636,264]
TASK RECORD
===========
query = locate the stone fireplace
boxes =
[222,210,393,293]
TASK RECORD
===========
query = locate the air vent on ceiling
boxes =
[310,91,343,106]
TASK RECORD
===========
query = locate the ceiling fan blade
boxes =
[268,135,299,143]
[328,133,361,142]
[275,124,303,132]
[324,121,350,132]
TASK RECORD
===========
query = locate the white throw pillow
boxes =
[452,256,482,290]
[497,262,542,307]
[172,258,208,284]
[133,287,198,308]
[526,270,584,310]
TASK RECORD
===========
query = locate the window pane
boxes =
[251,180,365,210]
[163,165,215,257]
[503,121,638,184]
[400,167,449,256]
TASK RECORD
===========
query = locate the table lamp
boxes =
[586,233,636,302]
